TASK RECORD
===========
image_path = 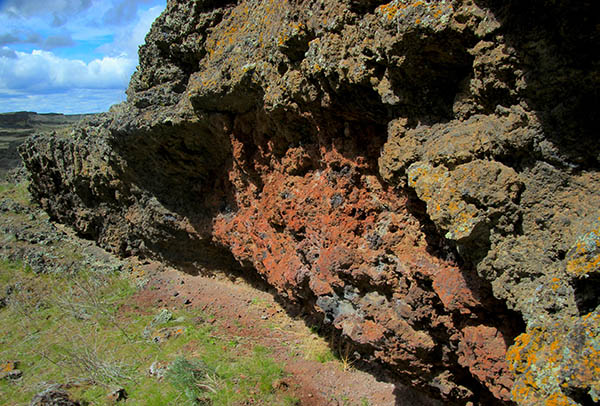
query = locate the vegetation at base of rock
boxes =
[0,257,293,405]
[0,180,31,207]
[303,339,337,364]
[165,357,215,405]
[1,179,383,406]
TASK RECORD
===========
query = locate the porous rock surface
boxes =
[19,0,599,404]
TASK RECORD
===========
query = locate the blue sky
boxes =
[0,0,166,114]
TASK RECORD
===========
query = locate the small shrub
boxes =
[166,356,217,405]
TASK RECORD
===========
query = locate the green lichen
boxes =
[376,0,454,30]
[407,162,483,241]
[566,218,600,277]
[507,311,600,405]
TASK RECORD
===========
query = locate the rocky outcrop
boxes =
[19,0,600,404]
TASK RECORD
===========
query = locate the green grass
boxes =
[298,333,336,364]
[0,259,293,405]
[0,180,31,206]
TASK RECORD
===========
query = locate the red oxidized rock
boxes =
[458,325,514,402]
[212,136,516,403]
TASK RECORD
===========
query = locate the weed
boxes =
[301,335,336,363]
[55,334,134,386]
[138,384,182,406]
[337,341,356,372]
[0,258,26,284]
[250,296,272,309]
[166,356,216,405]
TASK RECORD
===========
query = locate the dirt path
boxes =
[130,262,441,406]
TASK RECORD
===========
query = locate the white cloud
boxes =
[0,0,166,113]
[98,5,163,59]
[0,49,137,92]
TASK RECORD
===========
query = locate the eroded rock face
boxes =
[20,0,600,404]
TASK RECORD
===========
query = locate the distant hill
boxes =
[0,112,92,178]
[0,111,89,131]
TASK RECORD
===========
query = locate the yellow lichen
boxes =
[545,392,574,406]
[566,219,600,277]
[507,312,600,405]
[376,0,453,26]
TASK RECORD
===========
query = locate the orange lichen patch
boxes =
[507,311,600,405]
[377,0,422,20]
[376,0,453,28]
[277,21,304,47]
[545,392,576,406]
[566,218,600,277]
[407,159,521,243]
[376,1,402,20]
[150,326,186,343]
[130,266,146,279]
[0,361,16,373]
[407,162,481,241]
[548,276,562,291]
[406,162,448,201]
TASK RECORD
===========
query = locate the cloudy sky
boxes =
[0,0,166,114]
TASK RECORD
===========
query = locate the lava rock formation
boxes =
[20,0,600,404]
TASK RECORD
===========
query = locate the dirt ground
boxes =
[128,260,441,406]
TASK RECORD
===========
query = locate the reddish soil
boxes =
[129,261,441,406]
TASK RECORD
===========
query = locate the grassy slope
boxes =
[0,180,299,406]
[0,258,299,406]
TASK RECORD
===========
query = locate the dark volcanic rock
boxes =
[30,387,80,406]
[19,0,600,405]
